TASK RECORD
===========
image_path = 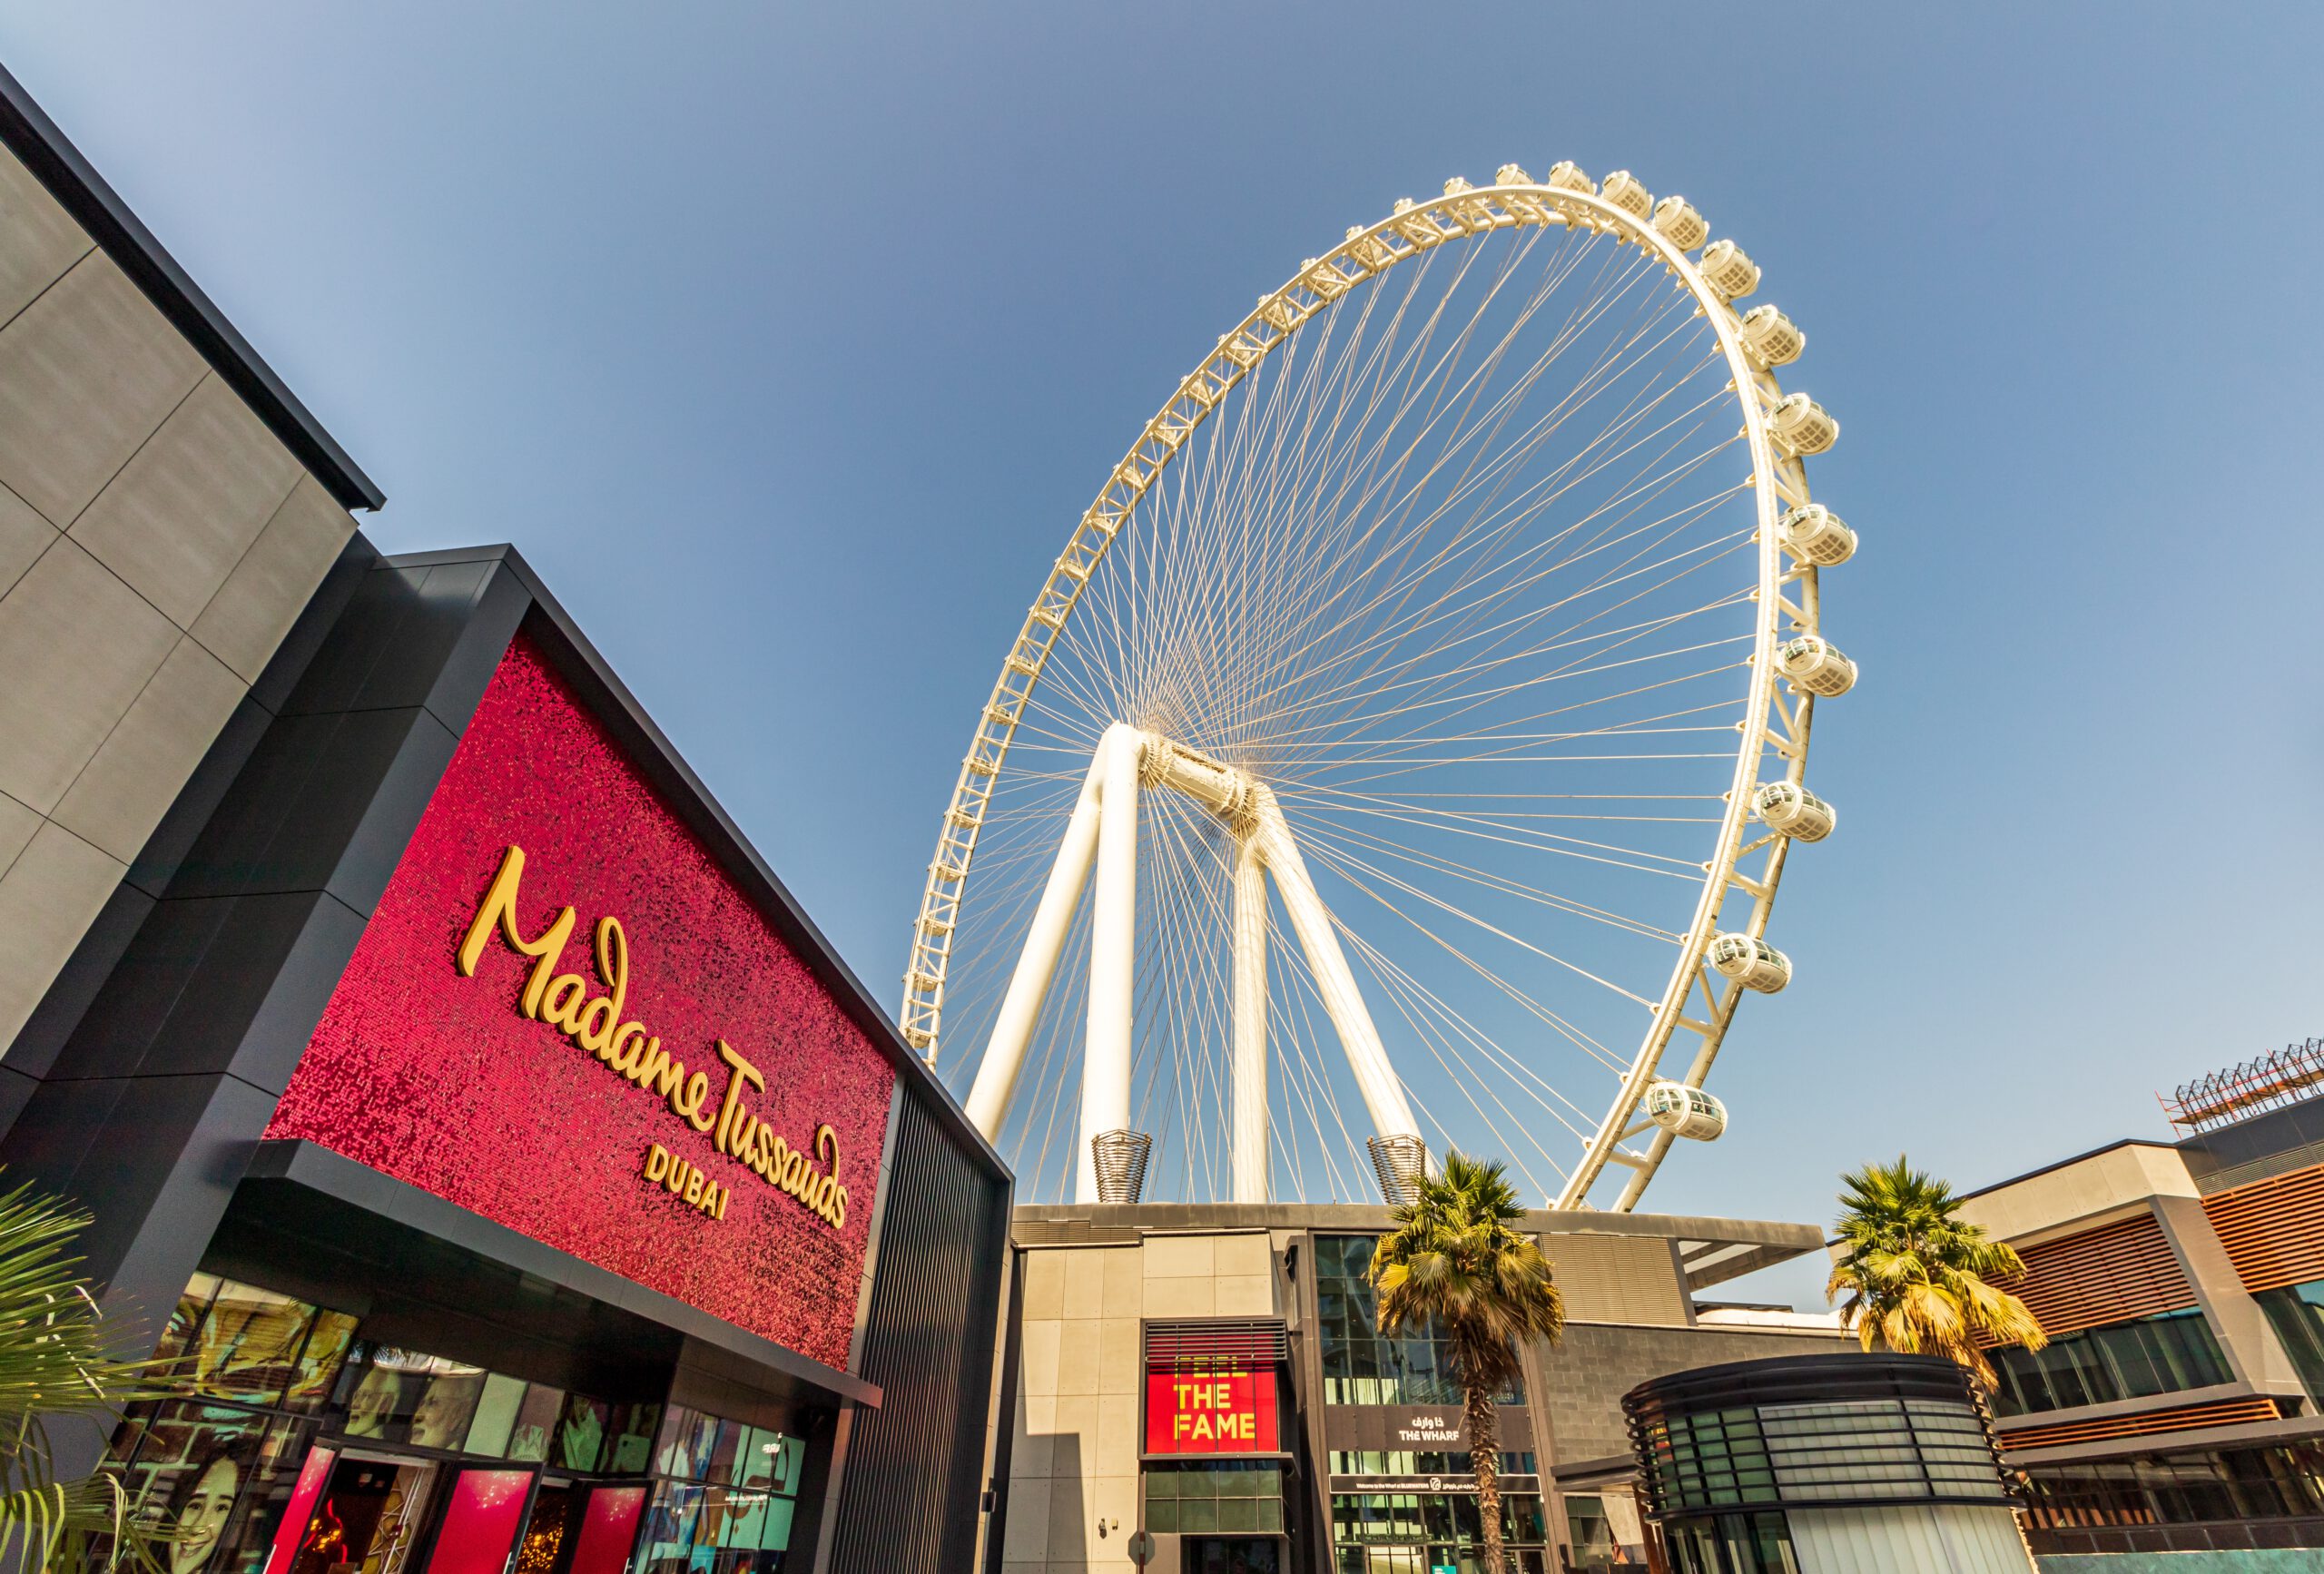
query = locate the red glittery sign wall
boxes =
[266,634,895,1371]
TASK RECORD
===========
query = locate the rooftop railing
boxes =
[2162,1037,2324,1133]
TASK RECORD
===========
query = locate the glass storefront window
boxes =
[1329,1451,1536,1477]
[1147,1461,1285,1534]
[1563,1490,1646,1569]
[1565,1494,1612,1562]
[109,1400,313,1572]
[1662,1512,1799,1574]
[1989,1308,2231,1416]
[2020,1441,2324,1530]
[1327,1490,1548,1570]
[152,1275,359,1413]
[504,1381,566,1462]
[1315,1236,1523,1408]
[100,1271,682,1572]
[633,1404,820,1571]
[331,1343,494,1446]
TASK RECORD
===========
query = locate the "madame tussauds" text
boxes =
[457,844,847,1229]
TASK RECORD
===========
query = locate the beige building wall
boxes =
[0,144,358,1048]
[995,1207,1835,1573]
[1955,1141,2196,1245]
[1004,1230,1277,1574]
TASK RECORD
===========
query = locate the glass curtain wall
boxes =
[1314,1235,1543,1569]
[2256,1280,2324,1399]
[1314,1236,1521,1407]
[1326,1491,1549,1574]
[1988,1309,2232,1417]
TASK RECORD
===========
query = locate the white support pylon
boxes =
[1250,785,1423,1151]
[1230,831,1269,1203]
[963,725,1421,1202]
[964,741,1108,1136]
[1078,723,1142,1203]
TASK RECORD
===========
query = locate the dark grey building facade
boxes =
[0,62,1010,1574]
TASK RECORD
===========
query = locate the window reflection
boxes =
[1989,1309,2231,1417]
[100,1271,667,1572]
[1314,1235,1524,1407]
[634,1404,825,1571]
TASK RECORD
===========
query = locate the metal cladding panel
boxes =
[1549,1232,1689,1326]
[1788,1504,2033,1574]
[1999,1213,2196,1337]
[2203,1162,2324,1294]
[1145,1319,1290,1369]
[1995,1394,2283,1452]
[830,1086,1009,1574]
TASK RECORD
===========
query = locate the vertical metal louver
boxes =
[829,1091,1010,1574]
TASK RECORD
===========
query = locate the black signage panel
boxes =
[1319,1404,1535,1453]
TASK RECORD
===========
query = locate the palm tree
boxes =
[1827,1156,2047,1389]
[1370,1152,1563,1574]
[0,1176,175,1569]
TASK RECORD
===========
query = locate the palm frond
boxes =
[1826,1155,2048,1391]
[1369,1151,1562,1572]
[0,1176,192,1570]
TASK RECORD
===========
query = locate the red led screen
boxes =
[266,634,895,1371]
[1144,1371,1280,1455]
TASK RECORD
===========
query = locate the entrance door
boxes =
[288,1454,439,1574]
[501,1479,645,1574]
[419,1467,536,1574]
[515,1478,578,1573]
[563,1485,647,1574]
[1185,1538,1284,1574]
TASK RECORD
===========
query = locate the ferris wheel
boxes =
[902,162,1857,1212]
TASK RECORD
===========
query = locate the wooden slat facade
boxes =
[2201,1163,2324,1294]
[1995,1396,2282,1453]
[2004,1214,2196,1337]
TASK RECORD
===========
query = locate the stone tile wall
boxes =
[1537,1322,1851,1465]
[1003,1232,1276,1573]
[0,145,355,1048]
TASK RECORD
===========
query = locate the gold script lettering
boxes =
[462,845,847,1230]
[458,846,575,1017]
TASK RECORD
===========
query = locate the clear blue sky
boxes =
[8,4,2317,1305]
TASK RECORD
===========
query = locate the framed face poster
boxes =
[117,1403,273,1574]
[333,1345,487,1446]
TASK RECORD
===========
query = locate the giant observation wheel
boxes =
[903,162,1859,1212]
